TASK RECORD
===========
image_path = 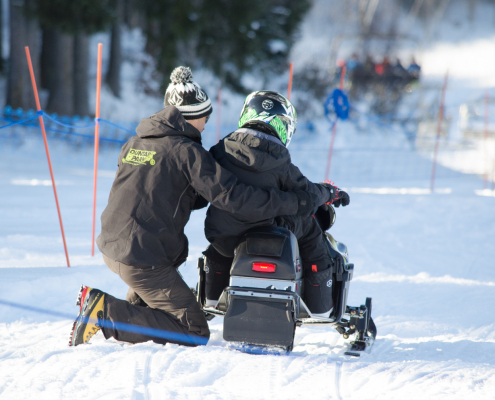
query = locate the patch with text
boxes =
[123,148,157,166]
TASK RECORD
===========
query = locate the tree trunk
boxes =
[6,0,30,109]
[124,0,142,28]
[46,31,74,116]
[73,34,89,116]
[469,0,478,23]
[40,28,57,90]
[106,0,123,97]
[25,0,40,106]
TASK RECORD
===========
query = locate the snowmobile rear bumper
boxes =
[223,290,296,348]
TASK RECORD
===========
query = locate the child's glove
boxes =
[320,182,350,207]
[333,190,350,207]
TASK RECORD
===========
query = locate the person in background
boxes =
[346,53,361,72]
[407,57,421,81]
[391,58,408,85]
[362,55,376,87]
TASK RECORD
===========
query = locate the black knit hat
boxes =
[164,66,212,120]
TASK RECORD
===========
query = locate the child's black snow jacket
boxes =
[205,128,330,256]
[97,107,303,268]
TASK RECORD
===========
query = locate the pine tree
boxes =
[35,0,113,115]
[138,0,311,93]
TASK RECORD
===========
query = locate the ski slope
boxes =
[0,120,494,399]
[2,0,495,396]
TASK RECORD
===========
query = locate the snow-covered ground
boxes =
[1,0,495,398]
[0,118,494,399]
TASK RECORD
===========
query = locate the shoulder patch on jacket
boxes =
[122,148,157,166]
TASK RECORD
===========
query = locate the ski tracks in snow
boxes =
[131,347,160,400]
[268,355,283,399]
[334,361,343,400]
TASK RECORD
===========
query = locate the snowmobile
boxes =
[196,205,376,356]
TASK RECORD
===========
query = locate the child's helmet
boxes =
[238,91,297,147]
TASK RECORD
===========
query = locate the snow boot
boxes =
[303,264,334,318]
[69,285,105,346]
[203,246,232,307]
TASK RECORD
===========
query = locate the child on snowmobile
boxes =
[203,91,350,317]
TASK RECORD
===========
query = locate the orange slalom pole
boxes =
[325,65,346,181]
[287,63,293,100]
[430,71,449,193]
[492,137,495,190]
[492,156,495,190]
[92,43,103,256]
[25,47,70,268]
[215,87,222,144]
[483,91,489,189]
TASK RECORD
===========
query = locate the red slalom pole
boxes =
[430,71,449,193]
[325,65,346,181]
[483,91,489,189]
[492,143,495,190]
[92,43,103,256]
[25,47,70,268]
[287,62,294,100]
[215,87,222,144]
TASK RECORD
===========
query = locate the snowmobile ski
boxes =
[344,313,376,357]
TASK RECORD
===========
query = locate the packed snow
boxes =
[1,115,494,399]
[1,0,495,399]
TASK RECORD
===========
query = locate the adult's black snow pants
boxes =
[206,215,334,315]
[100,254,210,346]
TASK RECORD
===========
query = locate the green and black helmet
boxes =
[238,91,297,147]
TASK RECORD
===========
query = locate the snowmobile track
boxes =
[335,361,343,400]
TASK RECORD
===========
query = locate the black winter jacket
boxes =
[96,107,302,268]
[205,128,330,256]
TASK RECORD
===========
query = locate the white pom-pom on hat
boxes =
[170,66,193,85]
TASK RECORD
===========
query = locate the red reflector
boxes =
[312,264,317,272]
[252,263,276,273]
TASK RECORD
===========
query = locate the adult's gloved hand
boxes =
[295,190,318,217]
[333,189,350,207]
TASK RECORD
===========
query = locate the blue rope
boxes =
[0,115,39,130]
[0,110,135,144]
[97,118,136,136]
[41,111,97,129]
[0,298,208,346]
[0,118,127,144]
